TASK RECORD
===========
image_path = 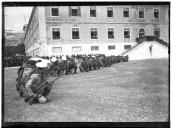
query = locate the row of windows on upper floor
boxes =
[50,7,160,19]
[51,27,160,40]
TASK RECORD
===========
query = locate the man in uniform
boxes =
[16,58,38,96]
[25,61,53,104]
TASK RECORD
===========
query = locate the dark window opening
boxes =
[124,28,130,38]
[154,28,160,38]
[108,31,114,39]
[139,9,144,18]
[91,46,99,51]
[107,7,113,17]
[154,9,159,19]
[124,8,129,18]
[72,31,79,39]
[90,10,96,17]
[72,28,80,39]
[91,28,98,39]
[52,28,60,39]
[91,31,98,39]
[139,28,145,37]
[124,45,131,49]
[108,45,115,50]
[72,9,79,16]
[51,8,59,16]
[108,28,114,39]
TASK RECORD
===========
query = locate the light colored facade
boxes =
[121,41,168,60]
[24,5,169,57]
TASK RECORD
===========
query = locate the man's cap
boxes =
[29,57,43,62]
[61,56,67,60]
[36,62,47,68]
[51,57,57,62]
[43,59,51,64]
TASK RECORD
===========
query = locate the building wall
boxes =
[46,42,136,56]
[46,22,138,44]
[24,7,40,56]
[45,6,168,24]
[37,7,48,56]
[24,5,169,57]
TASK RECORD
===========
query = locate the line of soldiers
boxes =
[16,54,129,105]
[4,56,50,67]
[4,56,27,67]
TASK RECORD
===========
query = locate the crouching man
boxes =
[25,61,53,104]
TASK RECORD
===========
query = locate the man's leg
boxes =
[42,82,53,97]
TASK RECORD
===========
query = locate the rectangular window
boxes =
[69,6,81,16]
[90,6,96,17]
[124,28,130,38]
[91,46,99,51]
[51,7,59,16]
[91,28,98,39]
[108,45,115,50]
[139,8,144,18]
[107,7,113,17]
[108,28,114,39]
[52,47,62,53]
[154,8,159,19]
[124,45,131,50]
[154,28,160,38]
[72,28,80,39]
[72,9,78,16]
[72,47,81,52]
[52,28,60,40]
[123,8,129,18]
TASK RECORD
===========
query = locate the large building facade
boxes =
[24,5,169,57]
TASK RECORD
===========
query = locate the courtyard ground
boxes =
[3,58,169,122]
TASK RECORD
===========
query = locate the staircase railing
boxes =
[136,35,169,47]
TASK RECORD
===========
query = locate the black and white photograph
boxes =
[2,2,170,127]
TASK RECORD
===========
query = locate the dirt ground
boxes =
[3,59,169,122]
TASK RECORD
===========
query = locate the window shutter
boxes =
[69,6,72,16]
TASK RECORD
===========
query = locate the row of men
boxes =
[18,54,129,78]
[3,54,80,67]
[16,54,128,104]
[4,55,51,67]
[4,54,128,67]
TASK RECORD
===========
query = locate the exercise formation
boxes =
[15,54,128,105]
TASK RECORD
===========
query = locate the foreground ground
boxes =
[4,59,169,122]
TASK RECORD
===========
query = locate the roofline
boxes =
[120,43,140,56]
[121,41,168,56]
[24,7,37,40]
